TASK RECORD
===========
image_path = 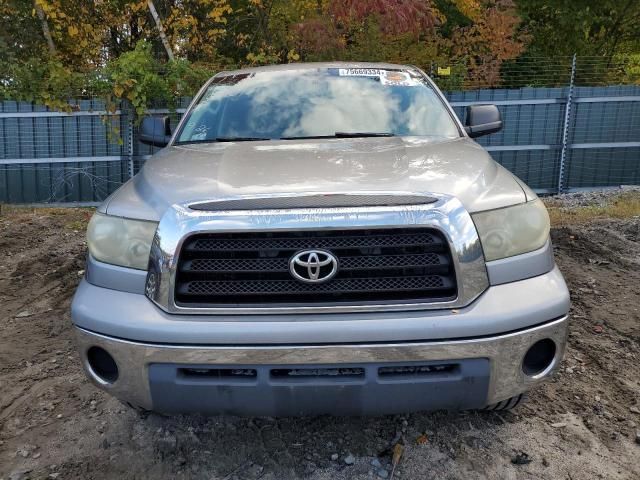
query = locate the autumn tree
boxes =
[447,0,528,87]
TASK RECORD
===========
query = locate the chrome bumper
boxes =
[75,315,568,413]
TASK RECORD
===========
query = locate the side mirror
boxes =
[139,116,172,147]
[464,104,502,138]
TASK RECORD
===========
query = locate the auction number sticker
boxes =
[338,68,382,77]
[337,68,420,86]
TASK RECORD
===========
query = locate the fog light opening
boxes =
[86,346,119,384]
[522,338,556,377]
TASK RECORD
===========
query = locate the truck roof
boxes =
[217,61,414,76]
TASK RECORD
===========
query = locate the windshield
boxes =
[175,68,460,144]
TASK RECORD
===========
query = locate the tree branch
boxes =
[147,0,174,60]
[34,0,56,55]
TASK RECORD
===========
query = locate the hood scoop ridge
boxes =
[188,193,438,211]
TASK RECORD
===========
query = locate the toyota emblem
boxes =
[289,249,339,283]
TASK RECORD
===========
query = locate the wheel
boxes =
[120,400,153,417]
[482,394,525,411]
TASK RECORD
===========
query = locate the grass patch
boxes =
[544,191,640,226]
[0,204,93,229]
[65,218,91,231]
[0,204,93,215]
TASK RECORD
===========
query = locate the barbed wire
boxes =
[429,56,640,90]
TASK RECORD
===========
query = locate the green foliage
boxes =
[1,41,217,118]
[104,41,184,116]
[105,42,167,115]
[620,54,640,84]
[0,57,85,111]
[103,42,220,119]
[516,0,640,58]
[434,0,473,36]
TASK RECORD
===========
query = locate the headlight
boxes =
[472,199,550,262]
[87,213,158,270]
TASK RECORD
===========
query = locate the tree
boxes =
[516,0,640,58]
[329,0,443,36]
[448,0,528,87]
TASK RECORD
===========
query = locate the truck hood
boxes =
[104,136,527,221]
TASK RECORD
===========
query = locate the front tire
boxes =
[482,394,525,411]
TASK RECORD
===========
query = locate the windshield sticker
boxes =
[380,71,420,86]
[189,124,210,141]
[336,68,420,86]
[338,68,383,77]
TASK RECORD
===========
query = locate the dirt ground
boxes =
[1,192,639,480]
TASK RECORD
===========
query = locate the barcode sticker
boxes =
[338,68,382,77]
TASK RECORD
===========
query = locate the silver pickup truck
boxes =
[71,62,570,415]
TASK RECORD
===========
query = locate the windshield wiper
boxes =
[282,132,395,140]
[174,137,271,145]
[335,132,394,138]
[178,133,394,144]
[214,136,271,142]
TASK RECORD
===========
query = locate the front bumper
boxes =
[71,266,570,345]
[75,315,568,415]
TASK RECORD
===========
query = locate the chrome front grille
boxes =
[174,228,457,307]
[145,193,489,314]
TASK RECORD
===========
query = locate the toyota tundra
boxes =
[71,62,570,415]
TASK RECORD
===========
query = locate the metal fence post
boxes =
[123,101,135,179]
[558,54,577,193]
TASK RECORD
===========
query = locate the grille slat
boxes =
[180,276,453,296]
[182,257,288,273]
[181,253,450,274]
[175,228,457,307]
[185,232,443,252]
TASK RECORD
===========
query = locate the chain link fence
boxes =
[1,56,639,203]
